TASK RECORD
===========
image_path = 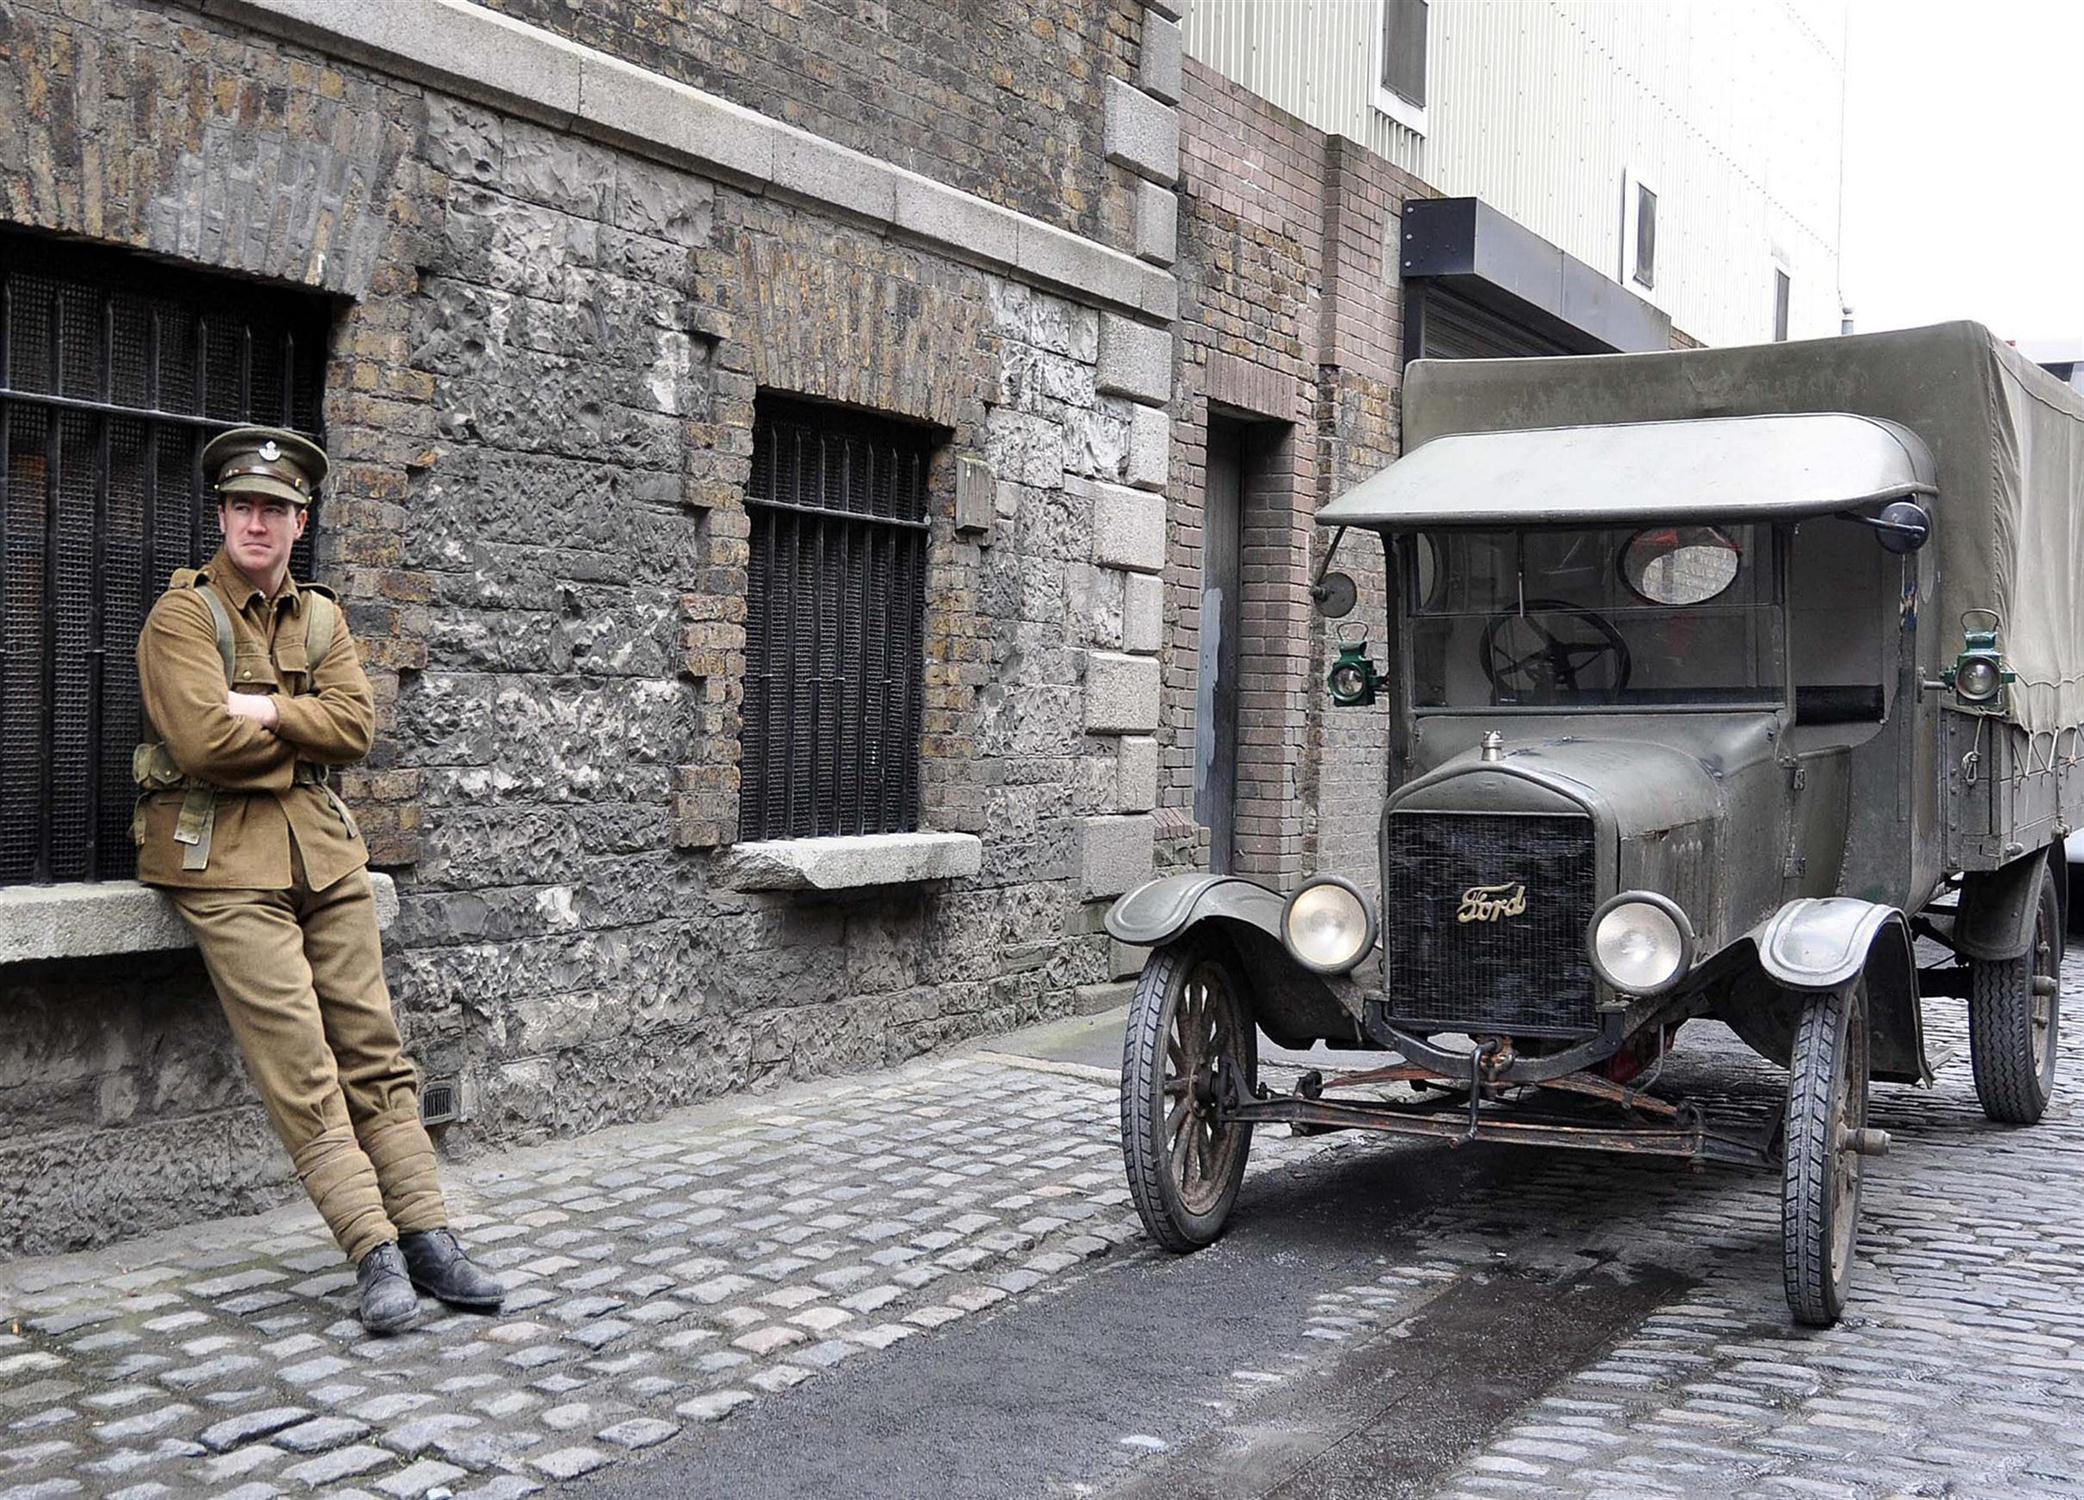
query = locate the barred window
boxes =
[741,397,935,842]
[0,230,328,885]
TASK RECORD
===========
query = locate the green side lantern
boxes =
[1328,624,1380,707]
[1942,608,2014,710]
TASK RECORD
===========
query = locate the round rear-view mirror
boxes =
[1621,526,1742,606]
[1874,500,1931,554]
[1313,570,1358,618]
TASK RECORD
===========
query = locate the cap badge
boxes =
[259,440,281,461]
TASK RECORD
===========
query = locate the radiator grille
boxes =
[1380,811,1600,1037]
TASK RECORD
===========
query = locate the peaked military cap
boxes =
[201,426,328,508]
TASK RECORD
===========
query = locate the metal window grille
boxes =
[0,230,329,885]
[741,398,935,842]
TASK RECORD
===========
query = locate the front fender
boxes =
[1105,875,1364,1049]
[1752,897,1901,990]
[1740,896,1927,1085]
[1105,874,1288,948]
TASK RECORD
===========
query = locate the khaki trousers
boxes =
[171,851,446,1263]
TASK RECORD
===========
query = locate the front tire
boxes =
[1969,858,2062,1124]
[1121,936,1256,1252]
[1782,980,1869,1328]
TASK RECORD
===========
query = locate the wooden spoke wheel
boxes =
[1969,859,2063,1125]
[1120,936,1257,1252]
[1782,980,1870,1327]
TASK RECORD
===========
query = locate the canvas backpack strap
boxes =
[159,570,234,870]
[194,583,235,682]
[302,589,336,680]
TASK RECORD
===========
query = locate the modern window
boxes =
[1375,0,1430,133]
[1622,172,1658,293]
[740,396,935,842]
[0,230,327,885]
[1774,266,1793,342]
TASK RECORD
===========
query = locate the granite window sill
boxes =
[0,875,400,966]
[716,832,983,892]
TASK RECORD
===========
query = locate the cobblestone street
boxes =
[5,955,2084,1499]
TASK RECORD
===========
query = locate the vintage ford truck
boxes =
[1108,322,2084,1325]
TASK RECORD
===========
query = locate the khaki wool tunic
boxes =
[135,547,374,889]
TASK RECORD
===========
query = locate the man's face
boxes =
[217,495,309,582]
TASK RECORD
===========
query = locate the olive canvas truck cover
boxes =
[1395,322,2084,740]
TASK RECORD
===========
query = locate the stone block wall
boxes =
[0,0,1180,1256]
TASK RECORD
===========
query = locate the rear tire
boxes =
[1969,859,2062,1124]
[1121,936,1256,1252]
[1782,980,1869,1328]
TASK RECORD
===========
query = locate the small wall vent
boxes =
[421,1077,464,1127]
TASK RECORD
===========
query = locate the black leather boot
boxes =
[356,1242,419,1336]
[397,1228,504,1312]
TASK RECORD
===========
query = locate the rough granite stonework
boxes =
[0,0,1164,1256]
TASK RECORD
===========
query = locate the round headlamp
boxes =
[1954,656,2002,703]
[1281,876,1378,975]
[1330,662,1371,700]
[1586,891,1695,997]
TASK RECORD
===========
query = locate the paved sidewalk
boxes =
[0,1028,1333,1500]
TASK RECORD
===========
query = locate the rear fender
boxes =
[1105,875,1364,1049]
[1953,848,2055,962]
[1740,897,1927,1084]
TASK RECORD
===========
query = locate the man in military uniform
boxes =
[135,426,501,1335]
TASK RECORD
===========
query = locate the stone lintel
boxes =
[716,832,983,892]
[0,875,400,966]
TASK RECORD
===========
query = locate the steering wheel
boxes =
[1480,599,1633,701]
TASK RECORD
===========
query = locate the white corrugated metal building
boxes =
[1183,0,1848,348]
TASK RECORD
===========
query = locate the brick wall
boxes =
[0,0,1150,1256]
[1166,62,1425,892]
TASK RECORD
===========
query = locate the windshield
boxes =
[1402,525,1784,711]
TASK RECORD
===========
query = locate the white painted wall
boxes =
[1183,0,1848,348]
